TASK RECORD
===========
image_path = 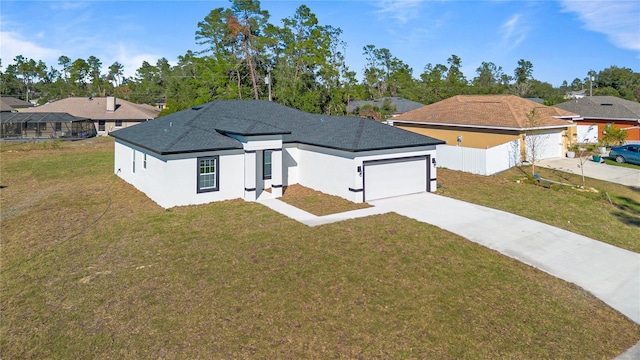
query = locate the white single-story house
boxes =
[110,100,445,208]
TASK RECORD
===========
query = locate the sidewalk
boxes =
[538,157,640,187]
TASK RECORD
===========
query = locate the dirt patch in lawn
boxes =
[280,184,370,216]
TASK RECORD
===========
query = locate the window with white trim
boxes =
[115,120,123,127]
[132,150,136,173]
[263,150,272,180]
[143,153,147,169]
[197,156,219,193]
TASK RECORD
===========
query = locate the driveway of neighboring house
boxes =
[538,157,640,188]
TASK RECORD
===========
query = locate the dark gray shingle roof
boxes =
[554,96,640,120]
[347,97,425,113]
[110,100,444,155]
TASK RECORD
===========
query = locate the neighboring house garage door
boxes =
[525,131,563,161]
[577,124,598,143]
[363,156,428,201]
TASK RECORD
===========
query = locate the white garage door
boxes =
[525,131,563,161]
[364,156,428,201]
[577,124,598,143]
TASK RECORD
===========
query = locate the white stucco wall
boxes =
[115,138,439,207]
[296,144,356,201]
[283,144,299,186]
[292,144,438,203]
[114,140,244,208]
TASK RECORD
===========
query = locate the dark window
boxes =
[143,153,147,169]
[115,120,123,127]
[132,150,136,173]
[55,122,62,131]
[197,156,219,193]
[263,150,272,180]
[98,120,106,131]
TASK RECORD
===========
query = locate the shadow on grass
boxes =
[613,196,640,215]
[612,212,640,227]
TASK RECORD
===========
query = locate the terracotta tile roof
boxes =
[25,97,160,120]
[392,95,577,129]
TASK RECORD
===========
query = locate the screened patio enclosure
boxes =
[0,112,97,139]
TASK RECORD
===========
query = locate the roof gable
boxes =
[25,97,160,120]
[393,95,577,129]
[554,96,640,120]
[111,100,444,155]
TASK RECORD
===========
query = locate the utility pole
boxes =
[266,66,272,102]
[589,75,594,96]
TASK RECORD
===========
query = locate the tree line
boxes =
[1,0,639,117]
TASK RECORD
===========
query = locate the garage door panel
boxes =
[364,157,427,201]
[525,132,562,161]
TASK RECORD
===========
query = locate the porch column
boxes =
[244,150,257,201]
[271,149,283,198]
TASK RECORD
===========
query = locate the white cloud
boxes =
[375,0,425,23]
[500,13,527,48]
[559,0,640,51]
[50,1,91,11]
[106,43,165,79]
[0,30,61,68]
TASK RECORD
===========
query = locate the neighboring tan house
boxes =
[554,96,640,143]
[347,97,425,120]
[388,95,579,175]
[110,100,444,208]
[25,96,160,136]
[0,97,34,112]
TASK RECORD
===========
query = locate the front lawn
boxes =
[1,138,638,358]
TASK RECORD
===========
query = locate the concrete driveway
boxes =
[369,193,640,325]
[537,157,640,188]
[261,193,640,325]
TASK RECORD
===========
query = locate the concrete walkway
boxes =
[259,193,640,326]
[538,157,640,188]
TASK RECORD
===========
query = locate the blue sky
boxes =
[1,0,638,87]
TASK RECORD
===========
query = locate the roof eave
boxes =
[111,134,242,156]
[390,120,571,131]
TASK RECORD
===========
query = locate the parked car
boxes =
[608,144,640,165]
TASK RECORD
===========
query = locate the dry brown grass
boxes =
[280,184,370,216]
[1,138,639,359]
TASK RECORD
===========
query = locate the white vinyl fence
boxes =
[437,139,520,175]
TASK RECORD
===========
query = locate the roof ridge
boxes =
[161,104,214,150]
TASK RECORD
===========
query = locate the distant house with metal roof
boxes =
[0,112,96,139]
[24,96,160,136]
[347,97,425,121]
[110,100,444,208]
[554,96,640,142]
